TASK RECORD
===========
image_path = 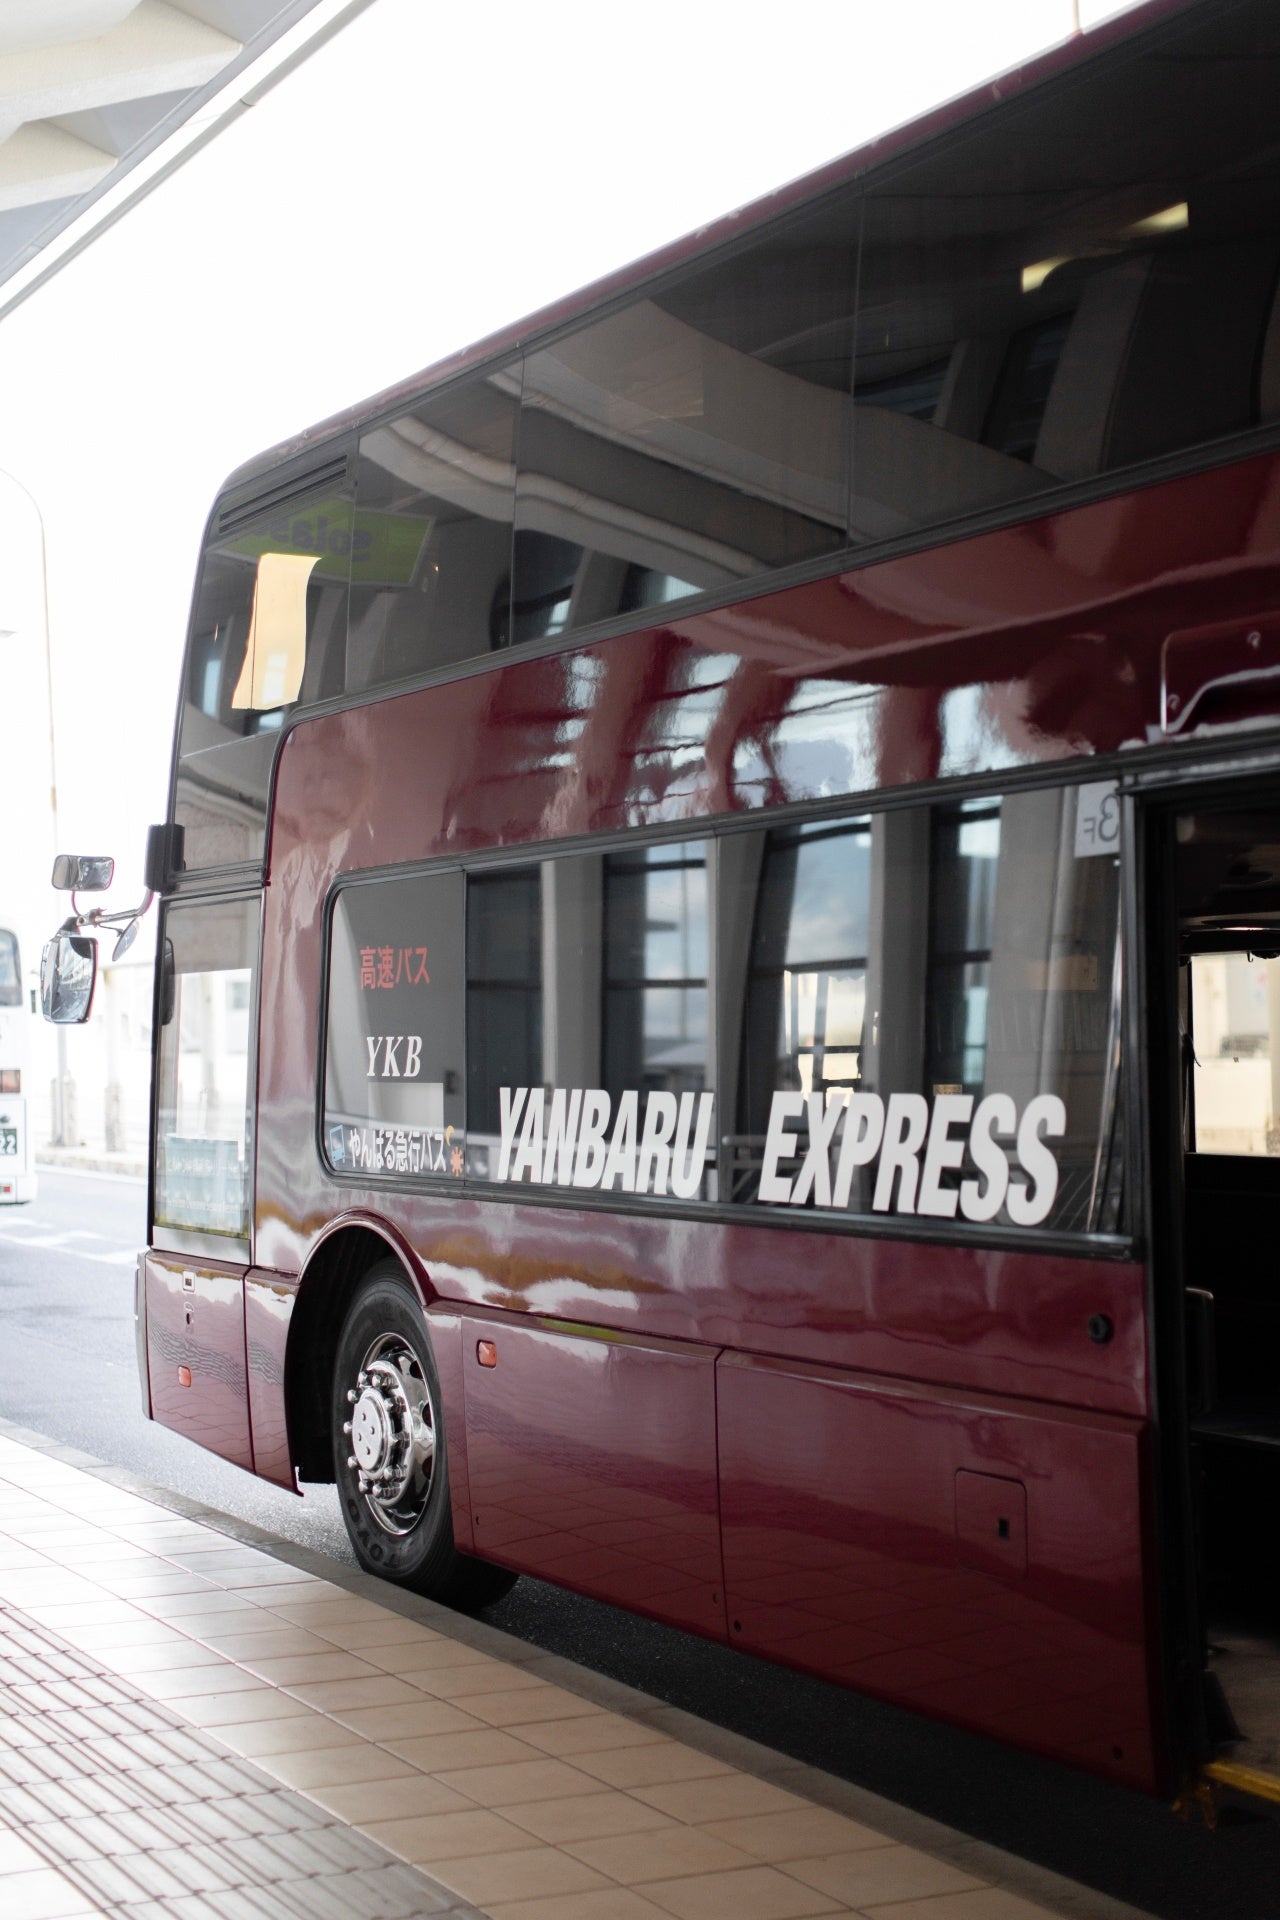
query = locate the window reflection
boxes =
[927,802,1000,1095]
[492,531,580,650]
[729,790,1122,1231]
[155,900,258,1239]
[735,819,872,1198]
[629,652,737,805]
[604,843,708,1102]
[512,272,853,638]
[184,0,1280,765]
[324,872,466,1182]
[175,497,354,870]
[350,376,518,688]
[466,869,542,1138]
[314,788,1119,1233]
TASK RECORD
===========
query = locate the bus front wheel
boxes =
[331,1264,516,1609]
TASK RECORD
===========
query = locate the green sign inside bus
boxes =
[226,500,432,588]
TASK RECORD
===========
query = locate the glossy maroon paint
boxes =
[425,1308,474,1554]
[461,1313,723,1637]
[261,449,1280,877]
[145,1254,252,1473]
[244,1270,296,1490]
[718,1355,1154,1787]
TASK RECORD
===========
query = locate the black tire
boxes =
[331,1262,517,1609]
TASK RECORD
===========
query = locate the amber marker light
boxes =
[476,1340,498,1368]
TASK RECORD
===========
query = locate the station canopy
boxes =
[0,1,366,313]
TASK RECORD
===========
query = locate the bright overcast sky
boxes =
[0,0,1140,949]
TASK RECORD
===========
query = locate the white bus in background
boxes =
[0,922,35,1203]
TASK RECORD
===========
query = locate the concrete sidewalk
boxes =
[0,1422,1154,1920]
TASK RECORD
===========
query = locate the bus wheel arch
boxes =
[286,1226,516,1609]
[285,1221,431,1485]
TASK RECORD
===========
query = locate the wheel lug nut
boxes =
[342,1421,352,1436]
[346,1455,357,1469]
[346,1388,357,1404]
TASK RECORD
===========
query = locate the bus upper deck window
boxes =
[349,377,518,691]
[175,484,355,869]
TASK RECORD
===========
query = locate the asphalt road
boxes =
[2,1168,1279,1920]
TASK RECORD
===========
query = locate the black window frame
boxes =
[168,455,358,886]
[149,887,264,1262]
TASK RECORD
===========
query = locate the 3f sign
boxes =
[1075,781,1120,858]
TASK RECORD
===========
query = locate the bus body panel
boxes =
[718,1352,1158,1792]
[259,1190,1147,1421]
[460,1313,724,1637]
[426,1308,475,1553]
[144,1253,253,1473]
[245,1269,297,1490]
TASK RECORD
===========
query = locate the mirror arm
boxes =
[61,889,155,935]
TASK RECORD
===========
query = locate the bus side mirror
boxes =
[51,854,114,893]
[40,932,98,1025]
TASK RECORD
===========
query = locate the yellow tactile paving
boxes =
[0,1429,1156,1920]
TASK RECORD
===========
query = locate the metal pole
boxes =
[0,468,66,1145]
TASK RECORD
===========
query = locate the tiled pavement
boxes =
[0,1422,1155,1920]
[0,1603,481,1919]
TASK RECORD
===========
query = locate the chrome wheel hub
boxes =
[341,1335,437,1536]
[350,1386,394,1472]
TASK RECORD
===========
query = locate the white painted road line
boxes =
[0,1230,105,1248]
[0,1231,137,1264]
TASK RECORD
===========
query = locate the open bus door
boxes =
[1138,773,1280,1816]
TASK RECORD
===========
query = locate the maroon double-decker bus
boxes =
[45,0,1280,1811]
